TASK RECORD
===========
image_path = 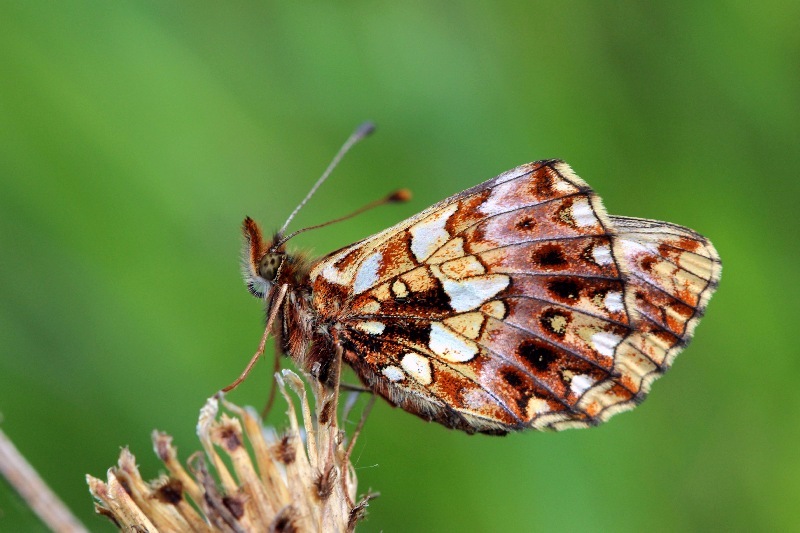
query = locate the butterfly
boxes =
[236,127,721,435]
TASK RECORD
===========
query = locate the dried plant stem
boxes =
[0,427,88,533]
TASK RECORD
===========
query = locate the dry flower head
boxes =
[87,370,376,532]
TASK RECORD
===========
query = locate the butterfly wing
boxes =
[309,160,720,434]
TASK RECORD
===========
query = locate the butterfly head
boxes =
[241,216,287,299]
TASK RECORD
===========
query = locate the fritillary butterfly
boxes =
[239,149,720,435]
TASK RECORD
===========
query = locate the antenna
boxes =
[273,188,411,249]
[278,121,376,236]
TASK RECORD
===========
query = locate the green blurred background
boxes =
[1,2,798,531]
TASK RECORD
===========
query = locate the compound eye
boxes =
[258,253,284,281]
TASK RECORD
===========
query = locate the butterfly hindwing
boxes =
[308,160,720,434]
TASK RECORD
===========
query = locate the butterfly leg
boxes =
[338,376,376,429]
[341,393,377,508]
[259,351,284,419]
[221,284,288,394]
[328,343,345,430]
[344,393,376,463]
[339,383,372,394]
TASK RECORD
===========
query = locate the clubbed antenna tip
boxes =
[354,121,376,140]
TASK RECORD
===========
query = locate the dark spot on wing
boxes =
[533,244,567,269]
[518,340,558,372]
[548,279,581,301]
[640,256,658,273]
[516,217,537,231]
[501,368,524,387]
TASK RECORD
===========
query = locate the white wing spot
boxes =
[318,248,354,285]
[570,374,596,396]
[401,352,432,385]
[355,321,385,335]
[382,366,404,382]
[621,239,656,256]
[591,331,623,357]
[429,322,478,362]
[571,198,597,227]
[436,270,510,312]
[592,244,613,265]
[321,263,345,284]
[604,291,624,313]
[410,204,457,262]
[354,251,382,294]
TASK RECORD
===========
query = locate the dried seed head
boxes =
[87,370,377,531]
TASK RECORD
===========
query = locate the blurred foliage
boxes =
[1,2,798,531]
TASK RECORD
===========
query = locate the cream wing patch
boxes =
[429,322,479,362]
[355,321,385,335]
[443,312,484,340]
[409,203,458,262]
[319,247,356,286]
[591,331,623,357]
[592,244,613,265]
[382,365,404,383]
[427,237,465,264]
[391,279,409,299]
[440,275,510,313]
[571,198,597,227]
[440,256,486,279]
[430,264,510,313]
[401,352,433,385]
[570,374,596,396]
[480,300,506,319]
[354,251,382,294]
